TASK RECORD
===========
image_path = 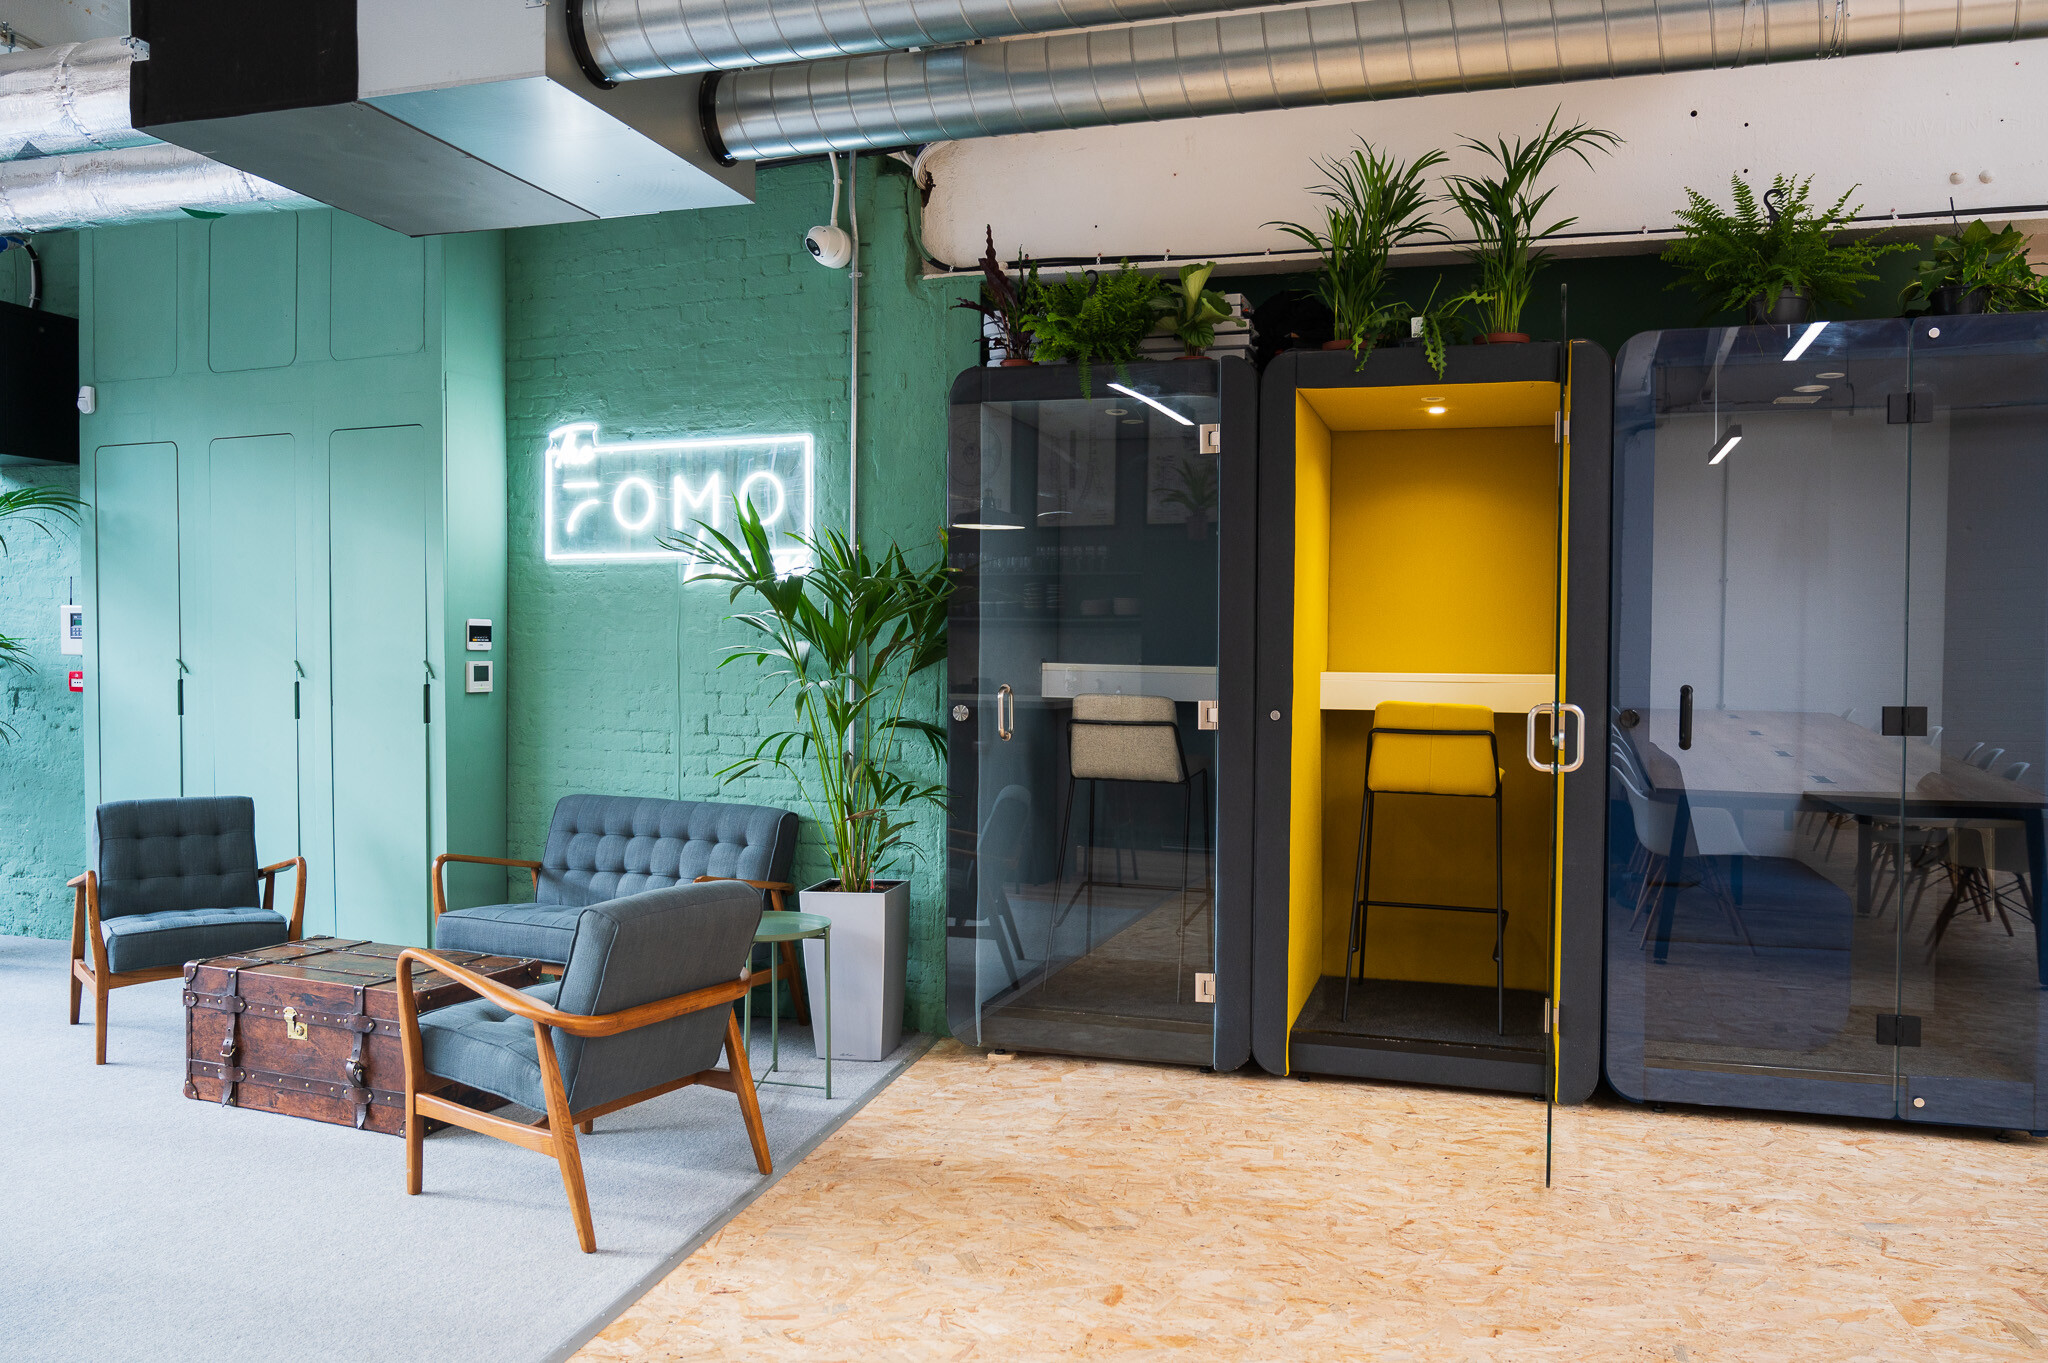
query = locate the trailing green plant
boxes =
[1662,173,1912,317]
[1406,277,1495,379]
[954,225,1041,360]
[1158,261,1233,354]
[1024,262,1162,396]
[1900,219,2048,314]
[1442,109,1621,337]
[0,481,84,741]
[1268,143,1448,362]
[676,500,954,893]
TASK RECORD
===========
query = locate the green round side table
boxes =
[743,911,833,1100]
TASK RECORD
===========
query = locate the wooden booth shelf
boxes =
[1252,343,1613,1102]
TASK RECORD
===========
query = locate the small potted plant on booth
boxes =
[684,502,953,1063]
[1662,173,1912,323]
[1442,108,1620,342]
[1024,261,1161,396]
[955,226,1041,365]
[1157,261,1234,358]
[1900,219,2048,315]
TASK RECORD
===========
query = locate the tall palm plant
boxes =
[680,502,953,893]
[1443,110,1621,338]
[0,482,83,740]
[1270,143,1448,361]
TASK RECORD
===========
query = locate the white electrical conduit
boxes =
[0,142,315,234]
[573,0,1287,78]
[705,0,2048,159]
[0,37,155,160]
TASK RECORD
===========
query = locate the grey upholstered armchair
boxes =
[432,792,802,1009]
[70,796,305,1063]
[398,881,767,1253]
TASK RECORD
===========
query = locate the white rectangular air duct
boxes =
[130,0,751,236]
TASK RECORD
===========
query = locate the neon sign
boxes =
[543,422,815,572]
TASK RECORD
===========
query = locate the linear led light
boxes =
[1781,322,1828,363]
[1105,383,1194,427]
[951,522,1026,530]
[1708,424,1743,465]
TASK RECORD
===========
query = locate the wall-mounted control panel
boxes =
[466,619,493,651]
[465,660,493,694]
[60,603,84,655]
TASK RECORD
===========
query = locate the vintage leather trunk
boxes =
[184,937,542,1136]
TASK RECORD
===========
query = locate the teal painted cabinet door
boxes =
[94,442,183,802]
[329,426,430,945]
[203,435,301,866]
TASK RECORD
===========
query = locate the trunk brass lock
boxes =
[283,1007,309,1041]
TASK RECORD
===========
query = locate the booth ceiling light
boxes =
[1106,383,1193,426]
[1427,405,1448,415]
[1781,322,1829,363]
[951,521,1026,530]
[1708,425,1743,465]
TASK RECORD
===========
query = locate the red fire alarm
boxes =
[68,671,84,693]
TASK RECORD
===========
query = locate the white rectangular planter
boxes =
[799,878,908,1062]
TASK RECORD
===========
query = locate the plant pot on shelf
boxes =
[1321,339,1353,351]
[999,356,1036,367]
[1746,287,1814,325]
[799,878,908,1062]
[1928,284,1990,316]
[1484,332,1531,344]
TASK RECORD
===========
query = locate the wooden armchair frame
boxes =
[396,948,770,1254]
[694,876,807,1025]
[429,852,543,919]
[69,858,306,1065]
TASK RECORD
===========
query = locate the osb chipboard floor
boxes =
[577,1040,2048,1361]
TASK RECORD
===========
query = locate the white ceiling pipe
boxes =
[0,142,315,233]
[707,0,2048,160]
[574,0,1291,77]
[0,37,156,160]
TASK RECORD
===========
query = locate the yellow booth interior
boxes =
[1287,380,1566,1050]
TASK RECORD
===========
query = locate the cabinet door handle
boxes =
[423,682,431,725]
[996,684,1013,741]
[1679,684,1694,751]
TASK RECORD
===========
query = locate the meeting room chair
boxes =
[1345,702,1508,1032]
[1049,694,1211,1001]
[1613,757,1758,954]
[69,796,305,1064]
[397,881,768,1253]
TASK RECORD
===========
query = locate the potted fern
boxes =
[682,502,953,1062]
[1900,219,2047,315]
[1270,142,1448,362]
[1443,109,1620,341]
[1663,174,1912,323]
[1158,261,1234,358]
[955,225,1040,365]
[1024,261,1162,396]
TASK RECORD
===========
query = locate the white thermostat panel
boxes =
[60,603,84,655]
[466,619,493,651]
[465,660,493,694]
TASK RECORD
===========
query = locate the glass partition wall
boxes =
[945,362,1242,1066]
[1608,316,2048,1131]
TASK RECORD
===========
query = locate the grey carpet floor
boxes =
[0,935,927,1363]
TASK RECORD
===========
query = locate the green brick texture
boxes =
[502,161,980,1034]
[0,232,82,938]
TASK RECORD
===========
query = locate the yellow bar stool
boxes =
[1344,700,1508,1033]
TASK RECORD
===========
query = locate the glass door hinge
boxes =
[1199,423,1221,455]
[1194,972,1216,1003]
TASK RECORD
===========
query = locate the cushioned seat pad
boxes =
[434,904,585,963]
[99,907,288,972]
[418,981,564,1113]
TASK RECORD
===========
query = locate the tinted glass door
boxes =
[1609,322,1912,1118]
[947,367,1222,1065]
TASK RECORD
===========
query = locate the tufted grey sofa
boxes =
[70,796,306,1063]
[431,793,799,965]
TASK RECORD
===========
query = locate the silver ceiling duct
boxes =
[0,37,154,160]
[707,0,2048,160]
[0,143,314,234]
[574,0,1285,78]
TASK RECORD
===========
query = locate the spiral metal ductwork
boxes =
[0,37,156,161]
[574,0,1285,78]
[0,142,314,234]
[708,0,2048,160]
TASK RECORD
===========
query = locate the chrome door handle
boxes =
[996,684,1014,741]
[1526,702,1587,773]
[1558,703,1586,773]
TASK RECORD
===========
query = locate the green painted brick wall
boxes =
[0,233,83,938]
[502,161,979,1033]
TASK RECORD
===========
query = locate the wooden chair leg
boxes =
[404,1091,425,1197]
[535,1020,596,1253]
[777,940,811,1025]
[579,1119,593,1134]
[93,979,109,1065]
[725,1012,772,1176]
[69,967,82,1027]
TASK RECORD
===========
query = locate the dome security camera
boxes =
[805,224,852,269]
